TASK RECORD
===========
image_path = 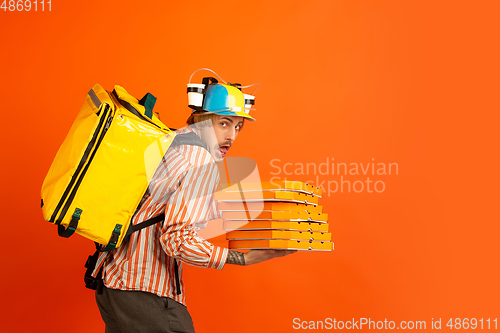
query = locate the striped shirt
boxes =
[92,126,228,306]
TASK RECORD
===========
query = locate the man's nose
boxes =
[226,127,236,142]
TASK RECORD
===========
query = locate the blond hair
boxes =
[186,112,219,126]
[186,111,245,131]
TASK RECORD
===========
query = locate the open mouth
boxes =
[218,145,230,158]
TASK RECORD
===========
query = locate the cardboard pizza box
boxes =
[223,220,330,232]
[228,239,333,251]
[222,180,323,197]
[226,230,332,242]
[221,210,328,222]
[217,201,323,214]
[215,190,319,205]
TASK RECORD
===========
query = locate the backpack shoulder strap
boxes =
[171,131,208,150]
[127,213,166,235]
[123,131,208,238]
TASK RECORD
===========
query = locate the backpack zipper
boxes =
[50,105,112,224]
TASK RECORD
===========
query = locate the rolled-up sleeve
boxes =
[159,150,228,270]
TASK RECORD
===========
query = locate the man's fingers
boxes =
[245,249,299,265]
[266,249,298,258]
[276,250,298,256]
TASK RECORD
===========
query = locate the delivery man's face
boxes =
[199,115,244,163]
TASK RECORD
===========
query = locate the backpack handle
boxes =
[111,87,170,132]
[139,93,156,119]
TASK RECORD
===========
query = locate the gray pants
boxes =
[96,286,196,333]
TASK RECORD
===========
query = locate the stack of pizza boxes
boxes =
[215,181,333,251]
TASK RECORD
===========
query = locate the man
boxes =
[93,81,295,332]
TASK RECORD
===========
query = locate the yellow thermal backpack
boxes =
[41,84,186,251]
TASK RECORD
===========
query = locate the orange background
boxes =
[1,1,499,332]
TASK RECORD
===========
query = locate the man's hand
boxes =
[226,249,297,265]
[245,249,297,265]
